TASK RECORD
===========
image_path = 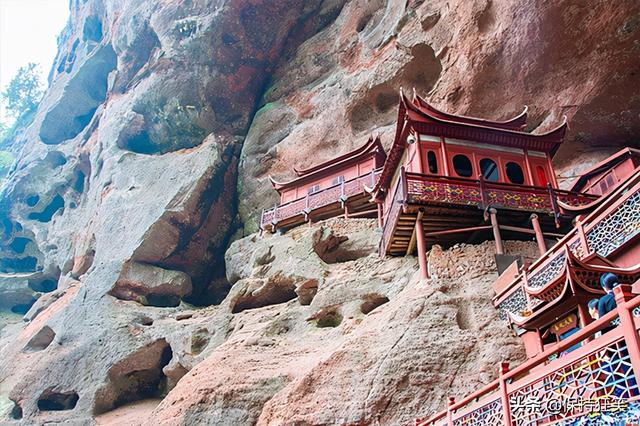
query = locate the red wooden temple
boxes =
[260,136,386,232]
[372,91,596,278]
[416,149,640,425]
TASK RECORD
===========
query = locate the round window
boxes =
[506,162,525,184]
[479,158,499,182]
[453,154,473,177]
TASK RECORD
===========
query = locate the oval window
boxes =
[427,151,438,174]
[505,162,525,184]
[452,154,473,177]
[479,158,499,182]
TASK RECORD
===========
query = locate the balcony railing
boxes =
[417,286,640,426]
[495,174,640,323]
[380,169,597,254]
[260,169,382,231]
[402,171,595,216]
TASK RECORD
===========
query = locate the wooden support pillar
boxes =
[377,203,383,228]
[530,214,547,256]
[576,220,590,255]
[489,208,504,255]
[577,302,592,329]
[499,362,513,426]
[415,211,429,279]
[446,396,455,426]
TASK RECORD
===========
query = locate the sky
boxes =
[0,0,69,121]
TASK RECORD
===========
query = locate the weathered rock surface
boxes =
[0,0,638,424]
[147,219,527,425]
[110,262,193,307]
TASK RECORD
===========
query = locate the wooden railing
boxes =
[417,285,640,426]
[260,169,382,231]
[379,170,596,254]
[495,174,640,323]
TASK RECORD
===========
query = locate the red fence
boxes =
[260,169,381,231]
[495,176,640,324]
[379,169,596,255]
[417,285,640,426]
[402,172,595,217]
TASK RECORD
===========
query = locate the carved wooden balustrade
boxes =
[495,173,640,324]
[260,169,382,232]
[379,170,597,255]
[416,286,640,426]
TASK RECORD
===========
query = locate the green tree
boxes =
[1,63,44,119]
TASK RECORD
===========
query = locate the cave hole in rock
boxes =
[29,277,58,293]
[309,307,343,328]
[37,389,79,411]
[26,195,40,207]
[72,169,86,193]
[44,151,67,168]
[66,39,80,73]
[40,44,117,145]
[24,326,56,352]
[93,339,173,414]
[83,15,103,42]
[11,300,37,315]
[10,401,22,419]
[360,294,390,314]
[28,194,65,222]
[1,256,38,273]
[1,216,13,240]
[231,278,298,314]
[190,328,210,355]
[9,237,31,254]
[134,315,154,327]
[455,305,473,331]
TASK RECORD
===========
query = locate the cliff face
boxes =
[0,0,638,424]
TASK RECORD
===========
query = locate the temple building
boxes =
[569,147,640,196]
[260,136,386,232]
[371,90,595,278]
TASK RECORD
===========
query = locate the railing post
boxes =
[614,285,640,377]
[547,184,560,228]
[499,362,513,426]
[401,166,408,201]
[272,203,278,228]
[447,396,455,426]
[576,220,590,257]
[479,175,487,211]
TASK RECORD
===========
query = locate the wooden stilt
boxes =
[377,203,384,228]
[415,211,429,279]
[530,214,547,256]
[489,208,504,255]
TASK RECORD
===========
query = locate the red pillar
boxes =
[530,214,547,256]
[489,208,504,255]
[614,285,640,378]
[447,396,455,426]
[499,362,513,426]
[415,215,429,279]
